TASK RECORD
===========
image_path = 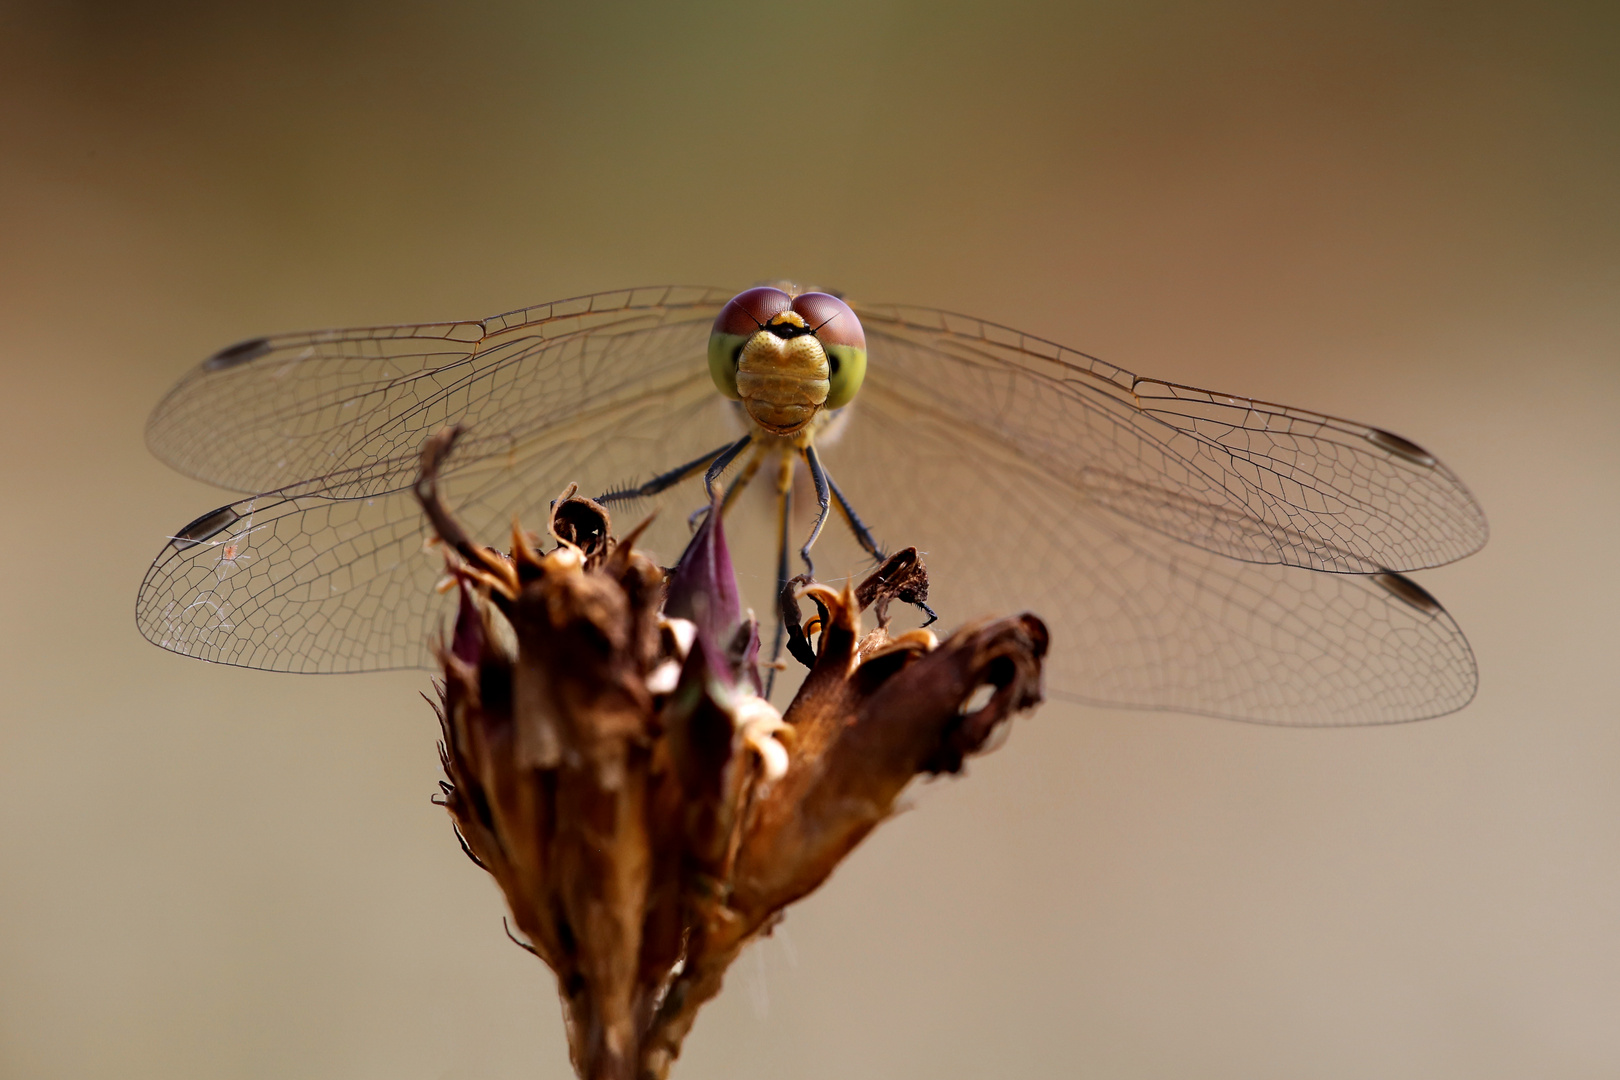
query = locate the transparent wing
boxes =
[815,378,1477,725]
[136,315,751,672]
[139,288,1481,719]
[146,286,734,496]
[850,303,1488,575]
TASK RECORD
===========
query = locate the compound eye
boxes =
[793,293,867,409]
[792,293,864,349]
[709,287,794,399]
[715,287,793,336]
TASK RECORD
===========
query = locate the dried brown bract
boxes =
[416,427,1048,1080]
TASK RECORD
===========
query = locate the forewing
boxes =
[821,382,1478,724]
[137,321,744,673]
[147,286,732,496]
[852,302,1488,574]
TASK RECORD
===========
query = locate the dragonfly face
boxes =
[137,283,1488,725]
[708,286,868,436]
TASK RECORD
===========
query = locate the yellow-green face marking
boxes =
[708,287,867,436]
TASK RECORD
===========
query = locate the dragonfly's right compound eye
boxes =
[708,287,793,400]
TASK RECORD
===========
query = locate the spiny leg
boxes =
[798,444,832,578]
[703,434,756,500]
[765,452,795,699]
[720,443,766,516]
[827,471,886,562]
[825,461,937,627]
[596,441,735,505]
[688,440,767,531]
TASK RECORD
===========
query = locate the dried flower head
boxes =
[416,427,1048,1080]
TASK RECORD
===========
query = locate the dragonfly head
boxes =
[708,286,867,435]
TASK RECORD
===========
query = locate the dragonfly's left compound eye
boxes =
[792,292,866,409]
[708,287,793,400]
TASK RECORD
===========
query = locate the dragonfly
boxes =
[137,283,1487,726]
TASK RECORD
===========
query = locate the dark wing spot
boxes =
[1372,571,1443,616]
[170,505,240,551]
[1366,427,1437,468]
[203,337,273,371]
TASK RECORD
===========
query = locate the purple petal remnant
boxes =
[662,493,742,648]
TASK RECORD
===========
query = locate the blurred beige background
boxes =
[2,1,1617,1077]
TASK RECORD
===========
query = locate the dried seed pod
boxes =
[416,427,1047,1080]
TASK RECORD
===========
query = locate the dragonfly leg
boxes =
[826,463,936,626]
[798,444,832,577]
[765,452,795,699]
[686,441,769,532]
[720,442,766,516]
[827,471,887,562]
[597,440,736,505]
[702,434,756,500]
